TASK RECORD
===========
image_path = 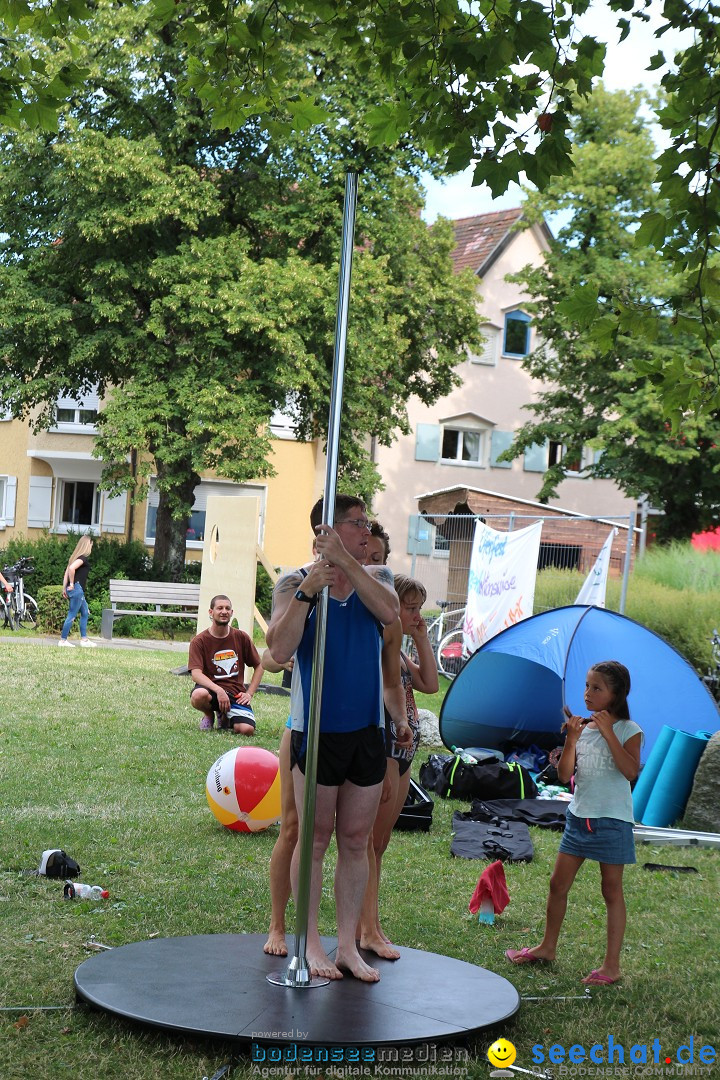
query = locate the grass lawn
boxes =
[1,642,718,1079]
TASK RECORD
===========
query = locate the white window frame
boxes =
[440,426,487,468]
[56,479,101,534]
[0,476,7,528]
[50,388,100,434]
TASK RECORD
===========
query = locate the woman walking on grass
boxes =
[505,660,641,986]
[59,537,97,648]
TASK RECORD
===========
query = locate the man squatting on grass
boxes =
[266,495,411,982]
[189,595,264,734]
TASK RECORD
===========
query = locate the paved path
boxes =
[0,633,189,653]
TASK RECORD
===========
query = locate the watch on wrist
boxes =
[294,589,316,604]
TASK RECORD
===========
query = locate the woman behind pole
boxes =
[59,537,97,648]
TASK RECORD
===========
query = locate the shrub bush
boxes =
[36,585,68,635]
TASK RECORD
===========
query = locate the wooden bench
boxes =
[101,580,201,639]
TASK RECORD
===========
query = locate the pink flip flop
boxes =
[582,970,619,986]
[505,947,545,965]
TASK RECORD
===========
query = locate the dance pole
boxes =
[268,171,359,988]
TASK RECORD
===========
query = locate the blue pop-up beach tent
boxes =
[440,605,720,764]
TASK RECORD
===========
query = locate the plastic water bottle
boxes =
[477,897,495,925]
[63,880,109,900]
[451,745,478,765]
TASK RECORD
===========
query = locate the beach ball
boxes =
[205,747,281,833]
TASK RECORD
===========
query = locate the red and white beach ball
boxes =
[205,747,281,833]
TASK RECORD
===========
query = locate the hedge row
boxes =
[1,533,274,638]
[534,567,718,674]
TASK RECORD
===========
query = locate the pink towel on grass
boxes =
[468,859,510,915]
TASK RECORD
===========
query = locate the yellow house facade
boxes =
[0,399,323,573]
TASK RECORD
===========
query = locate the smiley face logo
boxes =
[487,1039,517,1068]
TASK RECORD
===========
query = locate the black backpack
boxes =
[38,849,81,878]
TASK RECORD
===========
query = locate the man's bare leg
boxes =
[334,779,384,981]
[264,728,297,956]
[290,767,343,979]
[359,761,402,959]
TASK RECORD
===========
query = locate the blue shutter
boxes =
[407,514,433,556]
[523,443,548,472]
[490,430,514,469]
[415,424,440,462]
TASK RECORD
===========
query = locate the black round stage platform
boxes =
[74,933,520,1048]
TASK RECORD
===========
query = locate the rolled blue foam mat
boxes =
[640,730,710,827]
[632,725,676,821]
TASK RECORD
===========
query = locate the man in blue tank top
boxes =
[267,494,408,982]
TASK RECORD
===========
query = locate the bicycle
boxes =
[702,628,720,702]
[404,600,466,677]
[1,557,38,630]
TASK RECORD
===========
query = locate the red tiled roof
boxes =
[449,207,525,276]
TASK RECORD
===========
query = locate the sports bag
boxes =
[435,756,538,801]
[450,812,534,862]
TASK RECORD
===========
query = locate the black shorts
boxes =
[290,726,386,788]
[191,685,256,730]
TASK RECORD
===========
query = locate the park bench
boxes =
[101,579,201,639]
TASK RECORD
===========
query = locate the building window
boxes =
[145,479,266,548]
[549,441,585,474]
[55,406,98,426]
[503,310,532,357]
[52,388,100,432]
[433,529,450,558]
[441,428,483,465]
[538,542,582,571]
[59,481,100,527]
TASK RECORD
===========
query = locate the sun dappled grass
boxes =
[1,643,719,1079]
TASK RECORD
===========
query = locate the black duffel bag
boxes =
[435,755,537,801]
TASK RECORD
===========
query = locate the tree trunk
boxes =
[152,469,199,580]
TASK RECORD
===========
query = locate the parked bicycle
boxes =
[404,600,467,678]
[702,628,720,702]
[1,557,38,630]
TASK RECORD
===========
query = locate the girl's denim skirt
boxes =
[559,810,636,865]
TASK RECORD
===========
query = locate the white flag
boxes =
[575,528,617,608]
[463,519,543,654]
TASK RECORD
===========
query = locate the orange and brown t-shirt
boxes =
[188,628,261,698]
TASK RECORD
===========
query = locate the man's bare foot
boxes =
[359,932,400,960]
[307,947,343,980]
[263,930,288,956]
[335,947,381,982]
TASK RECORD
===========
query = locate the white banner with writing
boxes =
[575,528,617,609]
[462,519,543,653]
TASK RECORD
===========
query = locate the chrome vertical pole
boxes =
[268,171,358,988]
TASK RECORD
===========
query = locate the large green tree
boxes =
[504,85,720,541]
[4,0,719,413]
[0,2,480,575]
